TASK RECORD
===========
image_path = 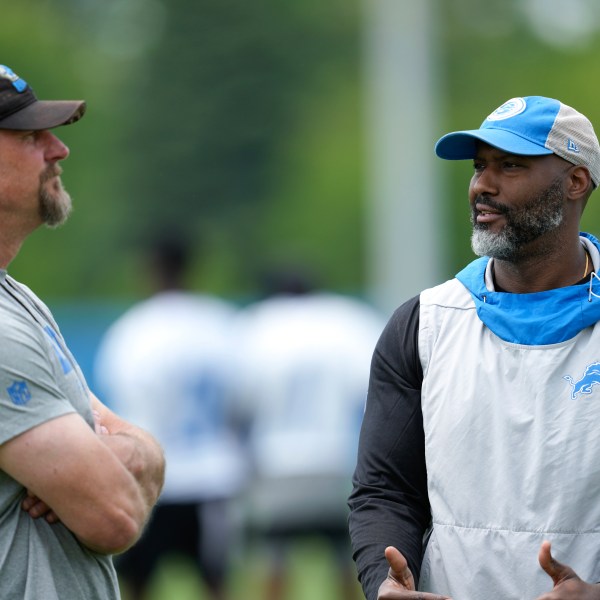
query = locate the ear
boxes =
[566,165,593,200]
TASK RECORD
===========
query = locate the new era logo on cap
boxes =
[435,96,600,187]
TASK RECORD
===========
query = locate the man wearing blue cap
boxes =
[349,96,600,599]
[0,65,165,599]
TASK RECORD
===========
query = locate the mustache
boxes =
[473,195,508,214]
[40,164,63,183]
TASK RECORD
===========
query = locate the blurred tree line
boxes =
[2,0,363,301]
[3,0,600,303]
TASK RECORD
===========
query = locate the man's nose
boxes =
[471,168,498,197]
[41,130,70,162]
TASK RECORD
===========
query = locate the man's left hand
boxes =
[535,540,600,599]
[22,490,59,524]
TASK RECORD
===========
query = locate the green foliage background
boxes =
[2,0,600,303]
[4,3,600,598]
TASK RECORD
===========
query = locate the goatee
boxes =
[471,177,565,261]
[39,165,72,227]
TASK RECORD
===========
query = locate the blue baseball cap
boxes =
[435,96,600,187]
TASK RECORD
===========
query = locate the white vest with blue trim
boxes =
[417,234,600,599]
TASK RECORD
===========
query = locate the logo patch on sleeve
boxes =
[7,380,32,406]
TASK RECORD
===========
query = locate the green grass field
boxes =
[119,537,364,600]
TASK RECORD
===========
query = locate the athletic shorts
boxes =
[114,499,232,590]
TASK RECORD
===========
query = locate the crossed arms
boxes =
[0,392,165,554]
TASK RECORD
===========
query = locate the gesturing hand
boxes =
[377,546,452,600]
[535,540,600,599]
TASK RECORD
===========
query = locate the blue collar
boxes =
[455,232,600,345]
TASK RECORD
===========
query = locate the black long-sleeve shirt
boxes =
[348,295,431,600]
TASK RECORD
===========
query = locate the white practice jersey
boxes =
[94,291,247,502]
[234,293,385,480]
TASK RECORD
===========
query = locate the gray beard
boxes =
[470,178,565,261]
[472,228,519,260]
[38,169,72,228]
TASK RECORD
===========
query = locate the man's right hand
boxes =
[377,546,452,599]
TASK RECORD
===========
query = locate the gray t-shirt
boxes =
[0,272,120,599]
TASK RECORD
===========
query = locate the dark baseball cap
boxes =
[0,64,85,130]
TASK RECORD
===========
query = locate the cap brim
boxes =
[435,128,553,160]
[0,99,86,130]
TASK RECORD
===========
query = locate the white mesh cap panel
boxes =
[546,102,600,187]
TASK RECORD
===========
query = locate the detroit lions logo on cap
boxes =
[0,65,27,93]
[486,97,527,122]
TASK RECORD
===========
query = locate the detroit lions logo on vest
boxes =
[564,362,600,399]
